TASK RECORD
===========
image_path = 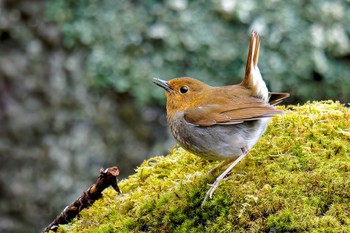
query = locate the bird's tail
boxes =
[241,31,268,102]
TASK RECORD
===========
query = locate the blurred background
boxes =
[0,0,349,232]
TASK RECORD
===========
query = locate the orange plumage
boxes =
[154,31,289,203]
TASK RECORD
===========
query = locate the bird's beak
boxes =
[153,78,173,92]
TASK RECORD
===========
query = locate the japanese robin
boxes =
[153,31,289,203]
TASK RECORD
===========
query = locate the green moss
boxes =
[58,101,350,233]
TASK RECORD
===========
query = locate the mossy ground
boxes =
[57,101,350,233]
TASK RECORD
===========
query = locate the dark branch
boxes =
[44,166,121,232]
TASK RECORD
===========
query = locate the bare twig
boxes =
[44,166,121,232]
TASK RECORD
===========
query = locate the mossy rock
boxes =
[58,101,350,233]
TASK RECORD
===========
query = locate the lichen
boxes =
[57,101,350,233]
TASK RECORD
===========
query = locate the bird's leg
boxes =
[208,157,238,175]
[202,147,249,205]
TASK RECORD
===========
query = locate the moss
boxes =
[57,101,350,233]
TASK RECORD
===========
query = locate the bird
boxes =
[153,31,289,204]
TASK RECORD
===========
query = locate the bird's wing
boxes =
[268,92,290,105]
[184,97,282,127]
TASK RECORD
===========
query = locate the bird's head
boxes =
[153,77,210,118]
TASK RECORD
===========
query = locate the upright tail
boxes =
[241,31,268,102]
[245,31,260,77]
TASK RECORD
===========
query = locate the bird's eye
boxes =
[179,86,188,94]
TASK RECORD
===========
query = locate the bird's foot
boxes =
[202,150,249,205]
[202,168,229,204]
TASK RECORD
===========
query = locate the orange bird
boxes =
[153,31,289,203]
